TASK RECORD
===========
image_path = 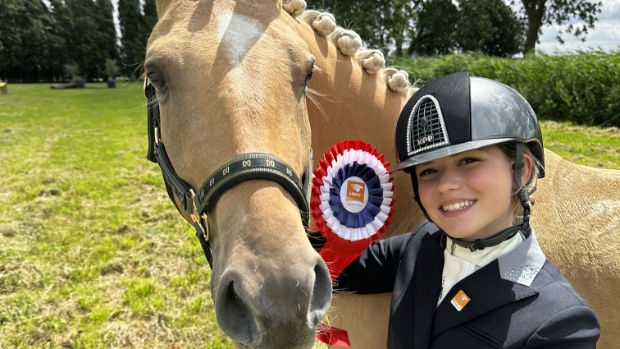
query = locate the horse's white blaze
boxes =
[217,10,265,66]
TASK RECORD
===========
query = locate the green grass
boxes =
[0,83,231,348]
[0,83,618,348]
[540,120,620,169]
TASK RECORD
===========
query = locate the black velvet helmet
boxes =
[394,72,544,174]
[394,72,545,251]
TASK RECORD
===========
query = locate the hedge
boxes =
[395,50,620,128]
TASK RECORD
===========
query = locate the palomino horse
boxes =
[145,1,333,348]
[282,4,620,349]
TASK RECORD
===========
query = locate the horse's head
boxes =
[145,1,331,348]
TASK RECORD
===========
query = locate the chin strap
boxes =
[451,225,524,252]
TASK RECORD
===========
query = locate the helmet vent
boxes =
[407,95,450,156]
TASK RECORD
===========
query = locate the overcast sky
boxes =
[536,0,620,53]
[105,0,619,54]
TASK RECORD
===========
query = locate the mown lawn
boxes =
[0,83,618,348]
[0,83,230,348]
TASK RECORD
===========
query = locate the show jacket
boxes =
[335,221,600,349]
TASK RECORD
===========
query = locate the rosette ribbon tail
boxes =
[320,242,368,282]
[316,323,351,348]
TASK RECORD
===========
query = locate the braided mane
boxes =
[283,1,416,97]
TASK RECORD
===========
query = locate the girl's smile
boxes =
[416,145,524,242]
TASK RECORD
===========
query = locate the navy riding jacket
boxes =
[335,221,600,349]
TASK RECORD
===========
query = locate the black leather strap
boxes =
[145,82,158,163]
[451,225,524,252]
[145,81,311,269]
[195,153,309,227]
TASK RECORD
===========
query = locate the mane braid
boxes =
[286,4,414,95]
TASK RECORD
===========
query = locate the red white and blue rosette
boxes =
[311,140,394,281]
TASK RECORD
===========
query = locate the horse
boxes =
[284,4,620,349]
[145,1,334,348]
[145,1,620,348]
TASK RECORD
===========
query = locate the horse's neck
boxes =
[304,31,425,236]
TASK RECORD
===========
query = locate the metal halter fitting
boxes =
[145,79,312,268]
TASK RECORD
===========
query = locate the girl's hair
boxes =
[497,142,542,223]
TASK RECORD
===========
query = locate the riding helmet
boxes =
[394,72,544,175]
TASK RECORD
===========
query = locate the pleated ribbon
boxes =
[312,140,395,347]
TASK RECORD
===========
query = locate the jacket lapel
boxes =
[431,260,539,339]
[411,233,445,349]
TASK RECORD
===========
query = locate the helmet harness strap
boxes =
[512,142,532,237]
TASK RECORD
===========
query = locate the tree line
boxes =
[0,0,156,82]
[307,0,601,58]
[0,0,602,82]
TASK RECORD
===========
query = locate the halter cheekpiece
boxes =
[144,79,312,268]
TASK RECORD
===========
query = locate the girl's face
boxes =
[416,145,529,242]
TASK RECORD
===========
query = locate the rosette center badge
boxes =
[342,177,367,213]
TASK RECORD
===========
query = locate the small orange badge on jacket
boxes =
[451,290,471,311]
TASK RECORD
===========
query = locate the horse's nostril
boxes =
[308,259,332,327]
[217,279,262,346]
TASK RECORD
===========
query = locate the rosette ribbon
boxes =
[311,140,395,281]
[312,140,394,347]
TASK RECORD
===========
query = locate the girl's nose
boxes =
[436,168,461,193]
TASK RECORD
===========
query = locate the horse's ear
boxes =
[156,0,175,17]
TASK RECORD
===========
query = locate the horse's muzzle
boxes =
[213,254,332,349]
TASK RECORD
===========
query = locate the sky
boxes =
[535,0,620,53]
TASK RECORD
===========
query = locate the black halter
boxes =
[144,79,312,268]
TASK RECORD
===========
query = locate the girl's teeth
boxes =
[443,201,473,212]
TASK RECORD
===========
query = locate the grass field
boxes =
[0,83,618,348]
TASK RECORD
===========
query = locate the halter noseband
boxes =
[145,79,312,268]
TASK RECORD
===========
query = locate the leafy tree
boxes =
[143,0,158,37]
[65,0,105,80]
[118,0,142,77]
[96,0,118,64]
[105,58,120,79]
[305,0,414,55]
[407,0,460,56]
[517,0,602,55]
[118,0,157,78]
[457,0,523,57]
[0,0,62,81]
[47,0,71,81]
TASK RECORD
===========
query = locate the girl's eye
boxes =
[417,168,436,177]
[460,158,479,165]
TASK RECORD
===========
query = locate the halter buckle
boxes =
[189,189,210,241]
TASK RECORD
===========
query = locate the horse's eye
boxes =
[305,66,314,84]
[148,71,166,89]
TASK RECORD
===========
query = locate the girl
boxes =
[334,72,600,348]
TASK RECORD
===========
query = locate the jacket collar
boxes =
[497,229,545,286]
[430,230,544,339]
